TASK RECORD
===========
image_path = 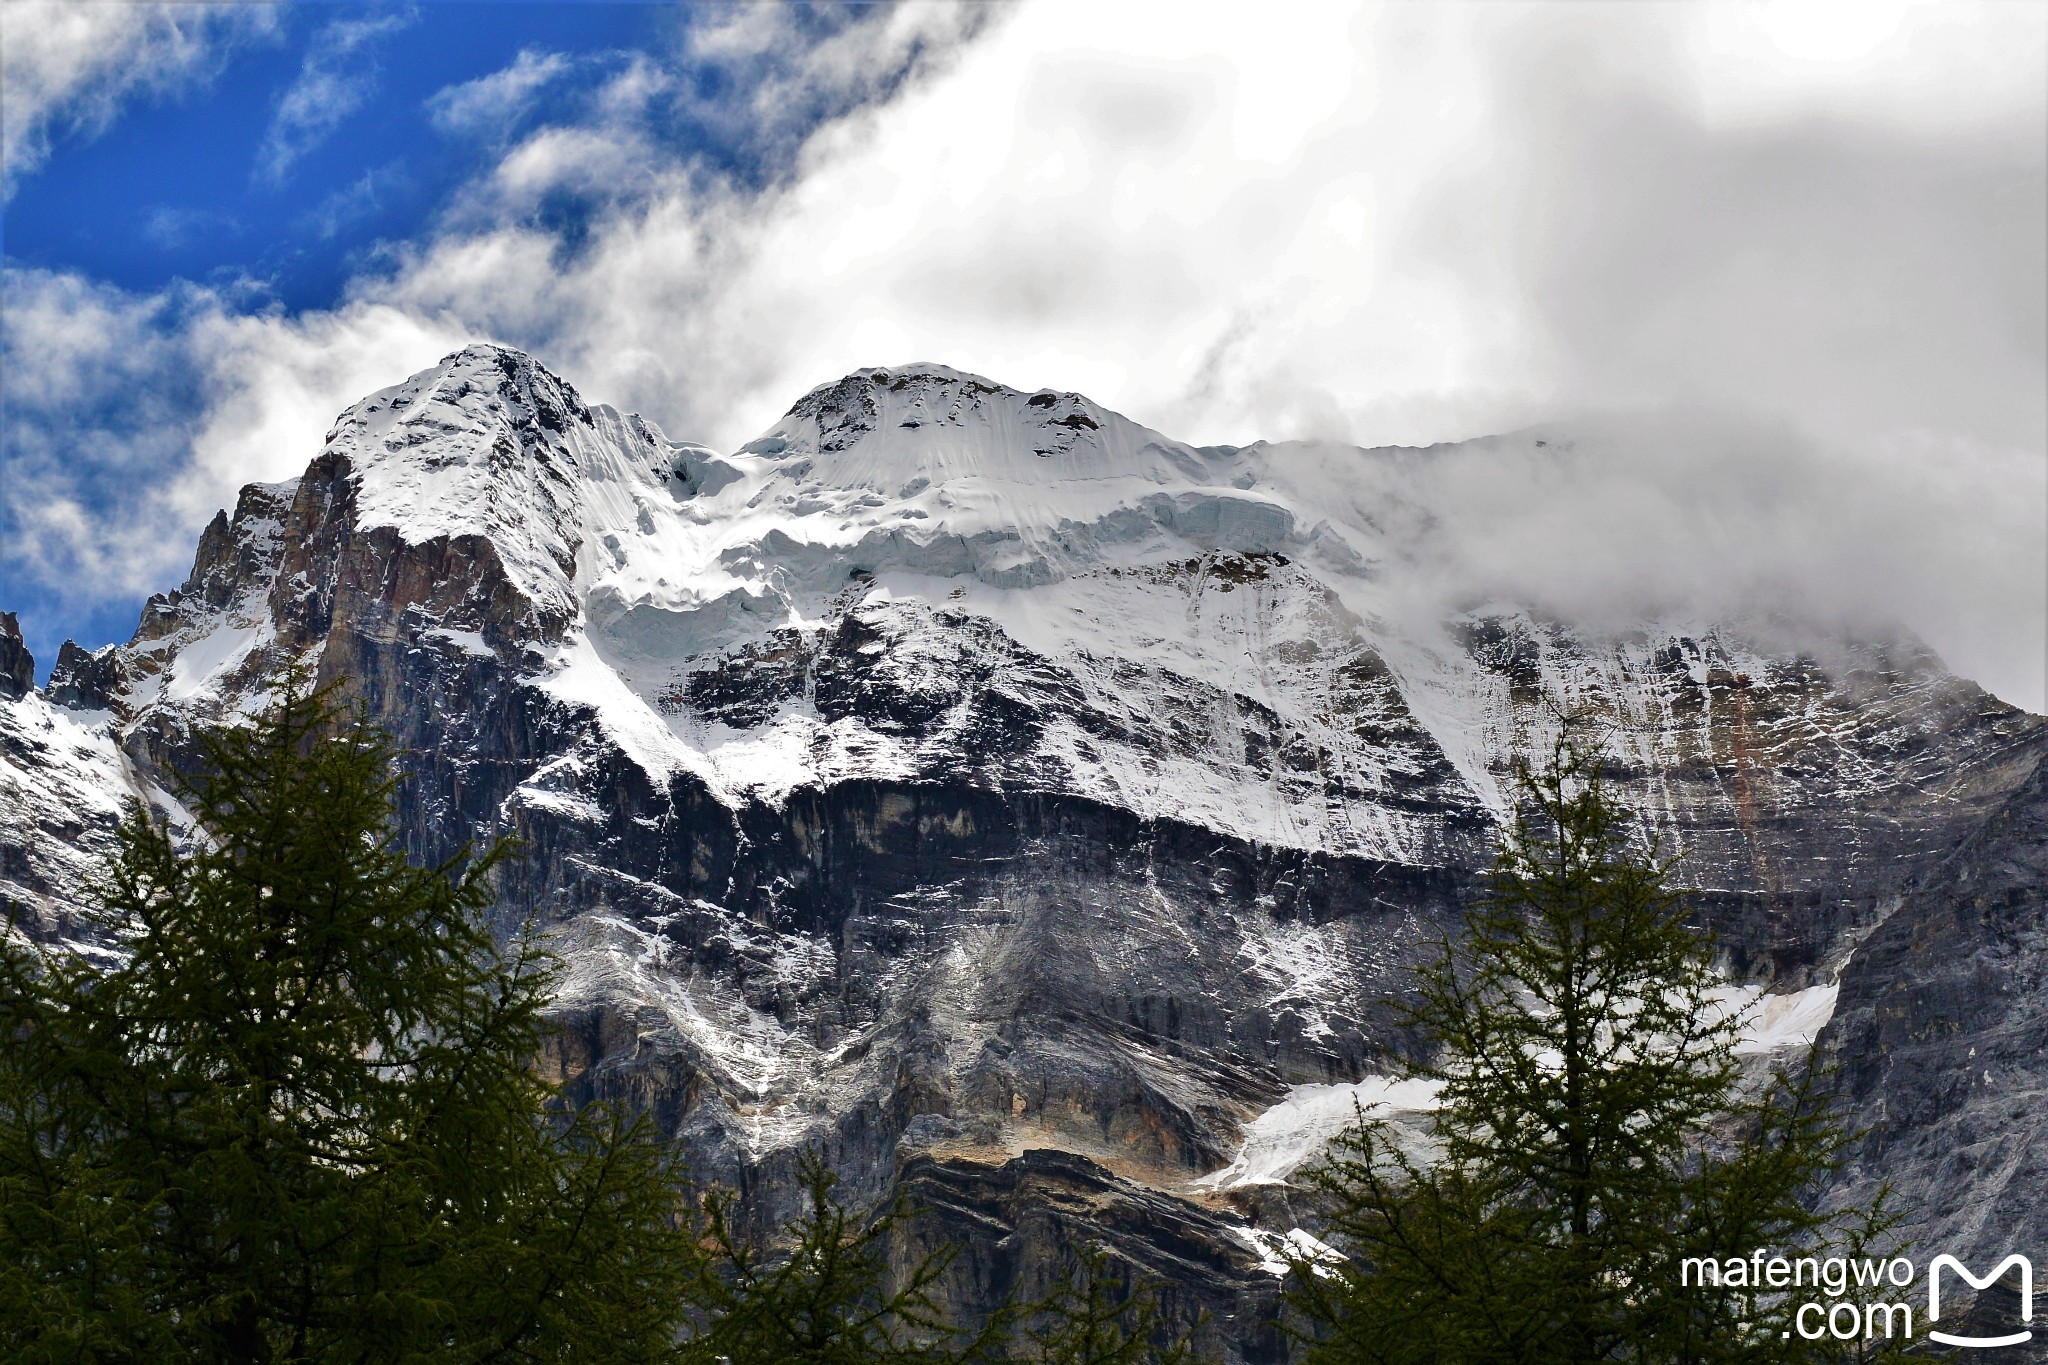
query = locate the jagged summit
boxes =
[762,361,1131,458]
[325,348,1297,611]
[743,359,1233,505]
[321,344,675,630]
[0,613,32,701]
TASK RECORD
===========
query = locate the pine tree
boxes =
[1019,1243,1193,1365]
[0,677,699,1362]
[678,1151,1200,1365]
[681,1150,1008,1364]
[1289,740,1898,1364]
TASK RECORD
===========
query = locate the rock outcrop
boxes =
[0,613,32,701]
[1824,746,2048,1267]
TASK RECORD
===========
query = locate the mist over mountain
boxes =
[6,4,2041,722]
[3,347,2042,1358]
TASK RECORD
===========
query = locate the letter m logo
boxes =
[1929,1254,2033,1349]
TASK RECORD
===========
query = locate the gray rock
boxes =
[0,613,31,701]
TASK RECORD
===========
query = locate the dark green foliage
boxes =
[679,1159,1195,1365]
[1290,742,1898,1363]
[681,1150,1006,1364]
[1018,1243,1192,1365]
[0,678,699,1362]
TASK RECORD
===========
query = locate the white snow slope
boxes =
[22,343,2013,906]
[312,349,1504,859]
[1191,981,1845,1191]
[245,345,1982,872]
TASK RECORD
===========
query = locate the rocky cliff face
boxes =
[3,345,2041,1359]
[1823,751,2048,1266]
[0,614,33,701]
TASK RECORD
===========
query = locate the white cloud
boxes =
[679,2,992,155]
[335,2,2042,449]
[426,49,570,136]
[13,0,2046,711]
[142,204,240,250]
[0,266,468,629]
[255,11,413,185]
[1360,414,2048,719]
[0,269,213,601]
[0,0,276,196]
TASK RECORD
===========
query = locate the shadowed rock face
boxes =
[1824,752,2048,1271]
[891,1149,1296,1363]
[3,345,2043,1360]
[0,614,32,701]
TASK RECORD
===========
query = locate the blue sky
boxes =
[8,7,671,311]
[3,4,926,312]
[3,0,961,671]
[2,1,2044,708]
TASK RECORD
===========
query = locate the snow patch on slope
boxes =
[1193,982,1842,1190]
[1237,920,1359,1042]
[164,619,268,703]
[0,690,139,954]
[533,633,699,783]
[1233,1226,1346,1278]
[551,910,823,1113]
[1193,1076,1442,1190]
[1718,981,1841,1054]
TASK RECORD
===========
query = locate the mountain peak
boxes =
[733,358,1207,509]
[327,342,597,453]
[317,344,676,632]
[785,361,1007,403]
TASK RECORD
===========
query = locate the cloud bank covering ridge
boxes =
[2,0,2043,708]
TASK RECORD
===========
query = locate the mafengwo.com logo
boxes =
[1680,1250,2033,1347]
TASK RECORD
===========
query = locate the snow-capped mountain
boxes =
[5,346,2041,1360]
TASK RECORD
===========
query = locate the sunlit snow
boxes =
[1193,1076,1443,1191]
[1193,981,1843,1190]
